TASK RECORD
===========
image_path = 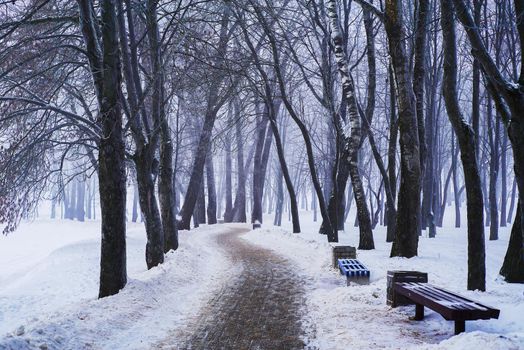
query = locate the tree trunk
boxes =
[159,127,178,251]
[500,132,508,227]
[86,179,93,220]
[51,197,57,219]
[179,108,216,229]
[501,119,524,282]
[145,0,178,252]
[451,135,461,228]
[206,150,217,225]
[135,150,164,269]
[268,116,300,232]
[320,149,349,234]
[508,178,517,224]
[177,10,230,230]
[386,65,398,243]
[500,204,524,282]
[223,131,233,222]
[385,0,421,258]
[274,165,284,226]
[132,183,139,223]
[251,105,273,227]
[198,178,206,224]
[78,0,128,298]
[451,0,524,283]
[488,103,500,240]
[326,0,373,246]
[438,162,454,226]
[413,0,429,193]
[69,180,77,220]
[441,0,486,290]
[76,178,85,222]
[232,111,246,223]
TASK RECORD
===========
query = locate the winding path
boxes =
[164,226,308,349]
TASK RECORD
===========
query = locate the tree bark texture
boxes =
[77,0,128,298]
[326,0,373,247]
[452,0,524,283]
[441,0,486,290]
[385,0,421,258]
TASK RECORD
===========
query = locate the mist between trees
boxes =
[0,0,522,297]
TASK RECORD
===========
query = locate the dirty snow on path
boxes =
[157,227,309,349]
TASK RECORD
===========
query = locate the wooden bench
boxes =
[394,282,500,334]
[338,259,370,285]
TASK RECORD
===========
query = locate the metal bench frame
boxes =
[394,282,500,334]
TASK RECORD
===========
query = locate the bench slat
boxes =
[401,283,493,312]
[395,282,500,321]
[406,284,483,311]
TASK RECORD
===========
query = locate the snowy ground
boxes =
[0,207,523,350]
[0,220,246,349]
[242,210,524,350]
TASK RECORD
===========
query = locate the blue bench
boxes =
[338,258,370,285]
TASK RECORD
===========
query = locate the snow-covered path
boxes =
[1,217,523,349]
[0,222,255,349]
[156,226,308,350]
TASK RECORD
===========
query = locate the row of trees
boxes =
[0,0,522,297]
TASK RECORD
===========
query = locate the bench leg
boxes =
[414,304,424,320]
[455,320,465,335]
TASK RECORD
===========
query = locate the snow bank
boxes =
[0,220,243,349]
[243,212,524,350]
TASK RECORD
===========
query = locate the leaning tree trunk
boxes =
[501,119,524,282]
[256,12,330,239]
[177,10,230,230]
[441,0,486,290]
[251,102,274,227]
[268,115,300,232]
[178,106,217,229]
[251,109,270,227]
[385,0,421,258]
[326,0,374,247]
[451,0,524,283]
[500,203,524,282]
